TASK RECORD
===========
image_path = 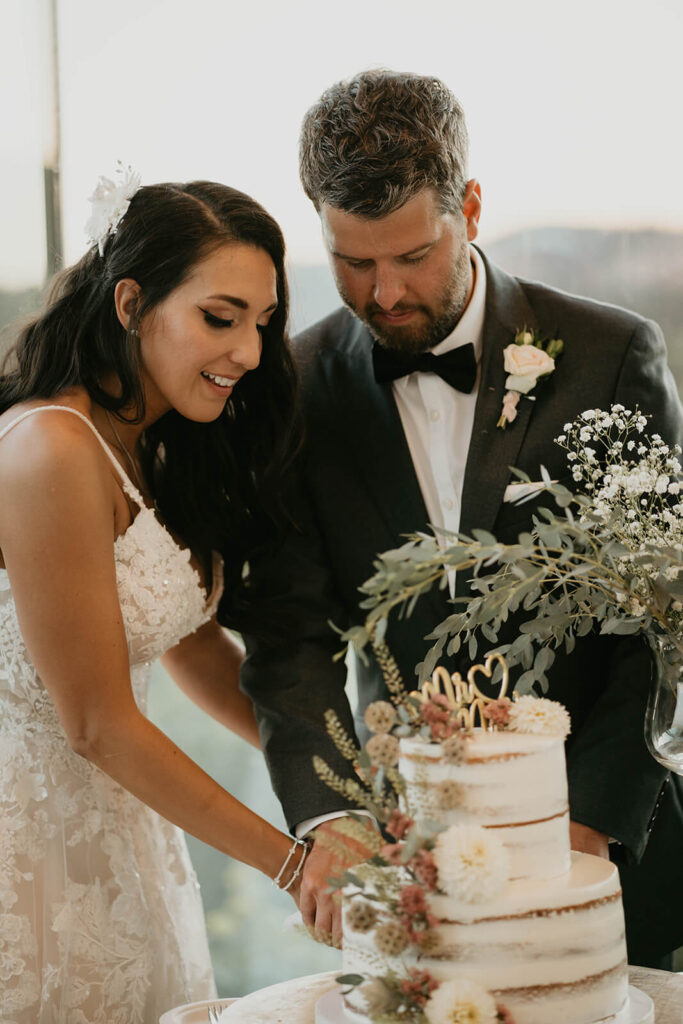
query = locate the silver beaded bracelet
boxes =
[273,836,310,889]
[280,838,310,892]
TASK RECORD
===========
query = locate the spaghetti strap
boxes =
[0,404,145,507]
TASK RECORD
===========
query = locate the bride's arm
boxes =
[0,415,299,891]
[161,621,261,749]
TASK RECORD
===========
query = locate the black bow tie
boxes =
[372,341,477,393]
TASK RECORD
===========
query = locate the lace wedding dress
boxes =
[0,406,221,1023]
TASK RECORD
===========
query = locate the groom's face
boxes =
[320,183,481,354]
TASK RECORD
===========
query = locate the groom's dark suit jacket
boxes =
[236,250,683,963]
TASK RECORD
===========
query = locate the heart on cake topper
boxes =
[467,653,510,701]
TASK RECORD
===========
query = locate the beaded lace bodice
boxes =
[0,405,221,1023]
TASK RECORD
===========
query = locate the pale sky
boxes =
[2,0,683,287]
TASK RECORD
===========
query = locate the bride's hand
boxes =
[285,873,304,908]
[298,819,377,947]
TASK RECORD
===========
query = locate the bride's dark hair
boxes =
[0,181,300,618]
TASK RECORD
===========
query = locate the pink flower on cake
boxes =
[398,882,441,946]
[425,977,498,1024]
[379,841,440,889]
[399,883,428,916]
[405,911,441,944]
[421,694,460,740]
[507,695,571,737]
[483,696,512,727]
[434,825,510,902]
[411,848,439,890]
[399,967,439,1008]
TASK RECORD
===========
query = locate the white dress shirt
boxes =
[392,244,486,538]
[297,246,487,839]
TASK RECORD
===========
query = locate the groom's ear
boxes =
[462,179,482,241]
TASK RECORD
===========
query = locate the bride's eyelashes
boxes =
[200,309,234,329]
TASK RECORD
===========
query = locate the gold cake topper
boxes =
[410,653,511,730]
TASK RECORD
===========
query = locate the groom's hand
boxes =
[299,819,377,947]
[569,820,610,859]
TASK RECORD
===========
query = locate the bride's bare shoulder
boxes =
[0,393,107,489]
[0,386,90,427]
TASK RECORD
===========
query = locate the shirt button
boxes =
[443,498,454,510]
[429,409,440,422]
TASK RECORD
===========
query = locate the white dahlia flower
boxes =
[507,695,571,737]
[424,977,498,1024]
[434,825,509,902]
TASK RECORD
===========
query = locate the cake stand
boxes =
[313,985,655,1024]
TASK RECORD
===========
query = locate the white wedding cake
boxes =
[314,658,634,1024]
[338,729,629,1024]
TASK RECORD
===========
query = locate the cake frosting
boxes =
[335,727,629,1024]
[400,730,571,881]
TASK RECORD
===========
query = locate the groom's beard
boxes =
[338,245,472,355]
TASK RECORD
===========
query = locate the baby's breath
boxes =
[555,407,683,626]
[348,405,683,691]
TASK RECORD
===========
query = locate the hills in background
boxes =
[488,227,683,389]
[3,227,682,388]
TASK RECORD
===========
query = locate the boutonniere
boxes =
[497,327,564,429]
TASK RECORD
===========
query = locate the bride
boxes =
[0,171,313,1023]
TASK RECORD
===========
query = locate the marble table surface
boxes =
[629,965,683,1023]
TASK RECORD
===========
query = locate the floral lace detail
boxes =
[114,506,222,666]
[0,490,222,1019]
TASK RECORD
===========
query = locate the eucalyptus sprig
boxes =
[344,406,683,692]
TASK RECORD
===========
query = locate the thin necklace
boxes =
[104,409,145,494]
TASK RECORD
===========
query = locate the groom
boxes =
[236,70,683,965]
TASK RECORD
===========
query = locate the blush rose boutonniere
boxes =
[497,328,564,428]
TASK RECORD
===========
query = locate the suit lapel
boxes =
[335,323,428,536]
[328,319,452,626]
[459,254,540,540]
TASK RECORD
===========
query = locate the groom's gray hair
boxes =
[299,69,469,218]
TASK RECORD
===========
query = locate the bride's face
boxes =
[136,243,278,424]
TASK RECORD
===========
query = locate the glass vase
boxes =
[644,636,683,774]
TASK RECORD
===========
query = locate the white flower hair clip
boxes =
[85,161,141,256]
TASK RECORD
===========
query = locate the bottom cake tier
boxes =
[316,987,657,1024]
[341,852,629,1024]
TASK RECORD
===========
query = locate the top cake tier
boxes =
[399,729,570,881]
